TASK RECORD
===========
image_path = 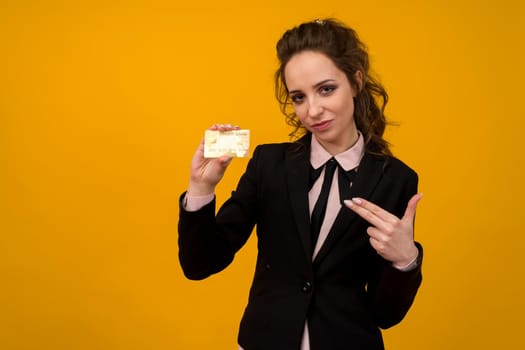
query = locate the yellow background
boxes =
[1,0,524,349]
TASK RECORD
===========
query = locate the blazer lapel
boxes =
[285,134,313,261]
[313,153,388,265]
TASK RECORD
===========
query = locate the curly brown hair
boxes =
[275,18,393,156]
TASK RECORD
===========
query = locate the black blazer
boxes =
[178,134,423,350]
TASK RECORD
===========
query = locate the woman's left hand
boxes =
[344,194,422,268]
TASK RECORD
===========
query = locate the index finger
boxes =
[346,197,400,223]
[343,200,383,229]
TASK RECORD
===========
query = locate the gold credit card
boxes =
[204,129,250,158]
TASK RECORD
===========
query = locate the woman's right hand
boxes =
[187,124,240,196]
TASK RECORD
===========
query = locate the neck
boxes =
[318,130,360,156]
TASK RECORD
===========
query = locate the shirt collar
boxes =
[310,131,365,171]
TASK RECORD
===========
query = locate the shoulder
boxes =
[243,141,308,180]
[254,142,294,153]
[386,155,417,176]
[252,141,306,160]
[253,133,310,159]
[365,153,418,180]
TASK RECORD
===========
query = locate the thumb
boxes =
[402,193,423,222]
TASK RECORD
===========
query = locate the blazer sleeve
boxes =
[366,166,424,329]
[178,146,261,280]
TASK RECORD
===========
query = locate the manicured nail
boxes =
[344,199,353,207]
[352,198,362,204]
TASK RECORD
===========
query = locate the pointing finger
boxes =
[344,198,391,230]
[353,197,399,222]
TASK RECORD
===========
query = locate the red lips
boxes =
[312,120,332,131]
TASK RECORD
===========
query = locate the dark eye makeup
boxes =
[320,85,337,94]
[290,94,305,104]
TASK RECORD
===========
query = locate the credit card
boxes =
[204,129,250,158]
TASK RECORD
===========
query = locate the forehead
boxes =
[284,51,345,89]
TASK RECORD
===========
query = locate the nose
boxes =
[307,97,323,118]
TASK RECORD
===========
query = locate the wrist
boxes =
[188,180,215,197]
[392,245,419,269]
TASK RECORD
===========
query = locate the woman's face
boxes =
[284,50,359,155]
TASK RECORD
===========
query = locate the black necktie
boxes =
[309,158,337,255]
[309,158,357,255]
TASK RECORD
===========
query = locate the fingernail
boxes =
[352,198,362,204]
[344,199,353,207]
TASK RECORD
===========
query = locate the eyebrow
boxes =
[289,79,336,94]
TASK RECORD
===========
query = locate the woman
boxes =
[178,18,423,350]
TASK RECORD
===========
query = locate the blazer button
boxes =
[302,281,312,293]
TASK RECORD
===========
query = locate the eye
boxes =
[320,85,337,95]
[290,93,305,104]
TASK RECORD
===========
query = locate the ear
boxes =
[352,70,364,96]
